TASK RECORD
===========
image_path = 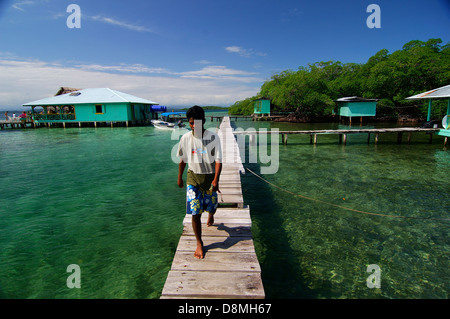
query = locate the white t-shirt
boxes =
[177,129,222,174]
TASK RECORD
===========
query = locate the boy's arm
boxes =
[211,161,222,192]
[178,160,186,188]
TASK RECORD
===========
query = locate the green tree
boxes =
[229,38,450,120]
[228,96,255,115]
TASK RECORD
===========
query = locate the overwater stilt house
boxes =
[23,88,164,127]
[335,96,378,124]
[253,99,271,117]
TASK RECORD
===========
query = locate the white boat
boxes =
[151,112,186,130]
[151,119,176,129]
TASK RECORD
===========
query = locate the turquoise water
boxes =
[0,126,185,298]
[0,115,448,298]
[239,121,449,299]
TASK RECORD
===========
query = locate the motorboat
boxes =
[151,119,176,129]
[151,112,186,129]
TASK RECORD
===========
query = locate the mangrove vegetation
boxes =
[229,38,450,121]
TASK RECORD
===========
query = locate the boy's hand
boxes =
[211,180,220,193]
[177,178,184,188]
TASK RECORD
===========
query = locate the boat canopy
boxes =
[160,112,186,117]
[150,105,167,112]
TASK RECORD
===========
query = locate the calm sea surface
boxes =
[0,113,448,298]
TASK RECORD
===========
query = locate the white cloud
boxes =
[50,9,155,33]
[11,1,35,12]
[225,46,267,58]
[72,63,263,83]
[0,58,261,109]
[225,46,251,57]
[76,63,172,75]
[180,66,261,83]
[193,60,215,65]
[86,15,154,33]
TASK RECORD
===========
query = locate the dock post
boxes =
[397,132,403,144]
[250,134,256,146]
[313,134,318,144]
[407,132,412,144]
[375,133,379,144]
[343,134,347,145]
[367,133,371,144]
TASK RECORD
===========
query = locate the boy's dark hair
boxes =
[186,105,205,122]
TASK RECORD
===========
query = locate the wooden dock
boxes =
[0,120,33,129]
[160,117,265,299]
[210,115,252,122]
[209,115,284,122]
[234,127,442,145]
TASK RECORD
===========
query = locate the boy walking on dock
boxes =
[177,106,222,259]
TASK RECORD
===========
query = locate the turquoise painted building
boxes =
[335,97,377,121]
[253,99,271,116]
[23,88,162,126]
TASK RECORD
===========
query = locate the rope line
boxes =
[246,167,449,222]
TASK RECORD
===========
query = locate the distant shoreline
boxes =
[179,106,229,111]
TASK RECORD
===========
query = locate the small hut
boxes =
[335,96,378,124]
[253,99,270,116]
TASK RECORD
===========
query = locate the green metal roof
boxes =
[23,88,158,106]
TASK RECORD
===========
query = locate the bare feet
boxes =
[194,240,204,259]
[207,213,214,227]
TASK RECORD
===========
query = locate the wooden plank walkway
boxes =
[210,115,253,122]
[234,127,441,145]
[160,116,265,299]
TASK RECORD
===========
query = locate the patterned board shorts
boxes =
[186,184,218,215]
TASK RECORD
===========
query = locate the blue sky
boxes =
[0,0,449,110]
